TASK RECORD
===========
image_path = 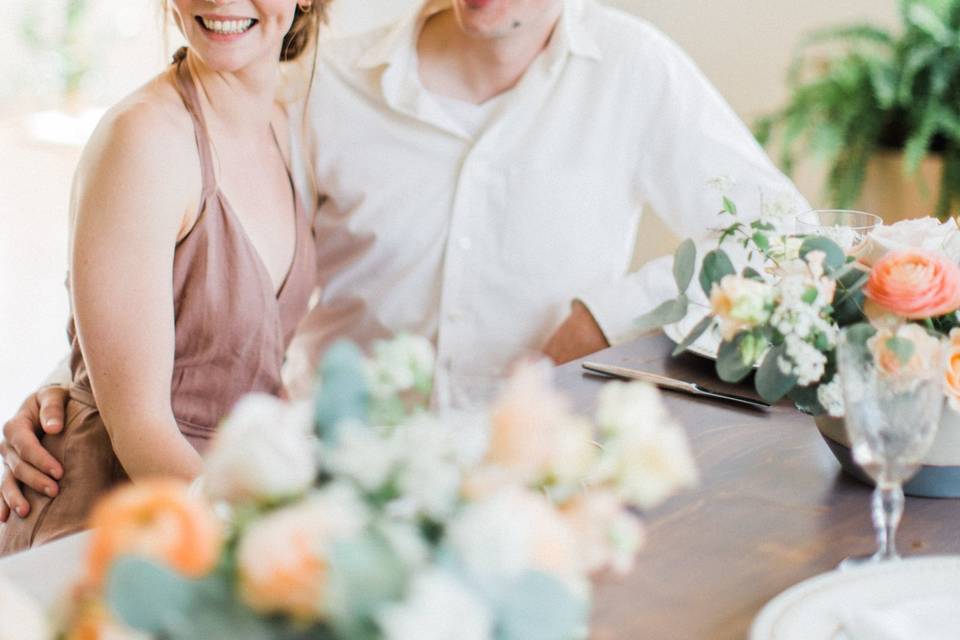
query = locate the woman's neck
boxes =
[185,51,279,136]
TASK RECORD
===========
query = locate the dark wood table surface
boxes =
[559,333,960,640]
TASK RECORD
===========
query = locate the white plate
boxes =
[750,556,960,640]
[663,304,720,360]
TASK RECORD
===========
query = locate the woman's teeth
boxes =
[200,17,255,35]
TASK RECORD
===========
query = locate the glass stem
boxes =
[872,482,904,561]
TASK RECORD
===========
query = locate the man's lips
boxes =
[463,0,494,9]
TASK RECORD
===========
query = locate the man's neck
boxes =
[417,7,562,105]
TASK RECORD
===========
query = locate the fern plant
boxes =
[756,0,960,218]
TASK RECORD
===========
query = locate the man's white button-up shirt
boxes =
[287,0,807,408]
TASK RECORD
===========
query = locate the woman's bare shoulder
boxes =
[74,72,201,216]
[84,73,194,164]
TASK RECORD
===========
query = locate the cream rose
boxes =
[204,395,317,505]
[860,218,958,267]
[709,275,775,341]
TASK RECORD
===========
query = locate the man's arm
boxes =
[0,384,69,521]
[541,300,609,364]
[577,26,809,346]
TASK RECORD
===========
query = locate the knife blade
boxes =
[581,361,770,411]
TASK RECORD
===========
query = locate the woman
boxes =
[0,0,326,553]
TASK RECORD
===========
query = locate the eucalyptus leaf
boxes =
[634,295,689,333]
[742,267,764,282]
[327,532,407,637]
[755,344,797,403]
[716,332,758,383]
[672,314,715,356]
[699,249,736,298]
[108,558,280,640]
[107,557,196,635]
[844,322,877,349]
[313,340,370,442]
[672,239,697,294]
[885,336,916,366]
[788,384,826,415]
[799,236,845,272]
[495,572,588,640]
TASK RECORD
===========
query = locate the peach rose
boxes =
[487,362,572,482]
[867,324,942,378]
[560,489,644,575]
[236,485,367,620]
[84,480,222,589]
[864,250,960,319]
[945,328,960,411]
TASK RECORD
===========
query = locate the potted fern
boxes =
[756,0,960,220]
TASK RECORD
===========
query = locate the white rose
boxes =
[367,333,436,398]
[377,570,492,640]
[594,382,698,510]
[0,575,48,640]
[204,395,317,505]
[323,421,401,492]
[861,218,957,266]
[446,487,582,585]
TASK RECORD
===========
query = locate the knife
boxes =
[581,361,771,411]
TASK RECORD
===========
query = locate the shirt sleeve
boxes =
[578,27,810,345]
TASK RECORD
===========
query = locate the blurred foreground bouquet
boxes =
[639,197,960,417]
[48,334,695,640]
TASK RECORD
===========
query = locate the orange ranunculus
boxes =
[864,250,960,319]
[84,480,222,589]
[945,329,960,411]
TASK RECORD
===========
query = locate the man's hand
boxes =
[542,300,610,365]
[0,387,68,521]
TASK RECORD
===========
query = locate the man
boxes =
[0,0,805,521]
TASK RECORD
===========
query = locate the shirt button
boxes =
[458,236,472,251]
[447,310,464,322]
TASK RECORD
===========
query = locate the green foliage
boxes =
[673,239,697,294]
[672,314,715,356]
[757,0,960,218]
[755,344,798,403]
[107,557,303,640]
[799,236,847,273]
[699,250,736,298]
[717,332,762,383]
[494,572,588,640]
[634,296,689,333]
[313,341,371,443]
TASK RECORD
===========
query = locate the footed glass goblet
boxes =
[835,325,945,568]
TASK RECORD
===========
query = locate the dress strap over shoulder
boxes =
[172,47,217,200]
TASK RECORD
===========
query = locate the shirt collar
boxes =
[356,0,602,72]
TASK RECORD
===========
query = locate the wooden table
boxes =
[567,334,960,639]
[2,333,958,637]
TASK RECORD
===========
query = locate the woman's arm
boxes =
[70,103,202,481]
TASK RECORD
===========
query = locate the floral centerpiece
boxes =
[17,335,697,639]
[637,197,960,417]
